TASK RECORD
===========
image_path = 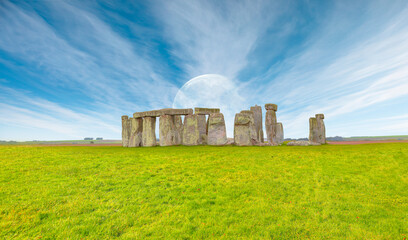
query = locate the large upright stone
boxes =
[129,117,143,147]
[159,115,175,146]
[182,114,199,145]
[234,112,256,146]
[316,114,326,144]
[142,117,156,146]
[265,103,278,145]
[121,115,130,147]
[240,110,258,143]
[197,114,207,144]
[250,105,264,143]
[309,117,319,143]
[173,115,183,145]
[207,113,227,145]
[276,122,284,145]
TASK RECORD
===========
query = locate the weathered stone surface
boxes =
[133,110,162,118]
[134,108,193,118]
[142,117,156,146]
[159,115,175,146]
[265,110,277,145]
[276,122,284,145]
[121,115,130,147]
[162,108,193,116]
[194,108,220,115]
[265,103,278,111]
[182,114,199,145]
[316,114,326,144]
[173,115,183,145]
[240,110,257,143]
[226,138,235,145]
[235,113,251,125]
[309,117,319,143]
[315,114,324,119]
[250,105,264,143]
[129,117,143,147]
[234,112,257,146]
[197,114,207,144]
[207,113,227,145]
[287,140,321,146]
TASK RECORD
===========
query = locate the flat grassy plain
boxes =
[0,144,407,239]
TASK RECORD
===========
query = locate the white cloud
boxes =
[155,0,283,80]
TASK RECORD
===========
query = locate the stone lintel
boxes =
[133,108,193,118]
[194,107,220,115]
[265,103,278,111]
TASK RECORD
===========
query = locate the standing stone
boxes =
[121,115,130,147]
[265,104,278,145]
[182,114,199,145]
[234,113,253,146]
[240,110,258,144]
[316,114,326,144]
[173,115,183,145]
[142,117,157,146]
[207,113,227,145]
[276,122,284,145]
[197,114,207,144]
[250,105,264,143]
[309,117,319,144]
[159,115,175,146]
[129,117,143,147]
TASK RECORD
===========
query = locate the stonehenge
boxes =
[309,114,326,144]
[121,104,324,147]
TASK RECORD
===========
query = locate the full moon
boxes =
[173,74,246,137]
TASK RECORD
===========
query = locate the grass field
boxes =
[0,144,407,239]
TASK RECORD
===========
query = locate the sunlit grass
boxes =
[0,144,407,239]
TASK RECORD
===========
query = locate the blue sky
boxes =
[1,0,407,141]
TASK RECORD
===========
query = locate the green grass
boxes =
[0,144,407,239]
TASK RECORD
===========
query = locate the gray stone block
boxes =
[142,117,157,146]
[207,113,227,145]
[129,117,143,147]
[250,105,264,143]
[265,103,278,111]
[182,114,199,145]
[194,107,220,115]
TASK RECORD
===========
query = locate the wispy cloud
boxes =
[0,0,407,140]
[247,1,408,137]
[0,0,177,110]
[155,0,284,80]
[0,0,180,140]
